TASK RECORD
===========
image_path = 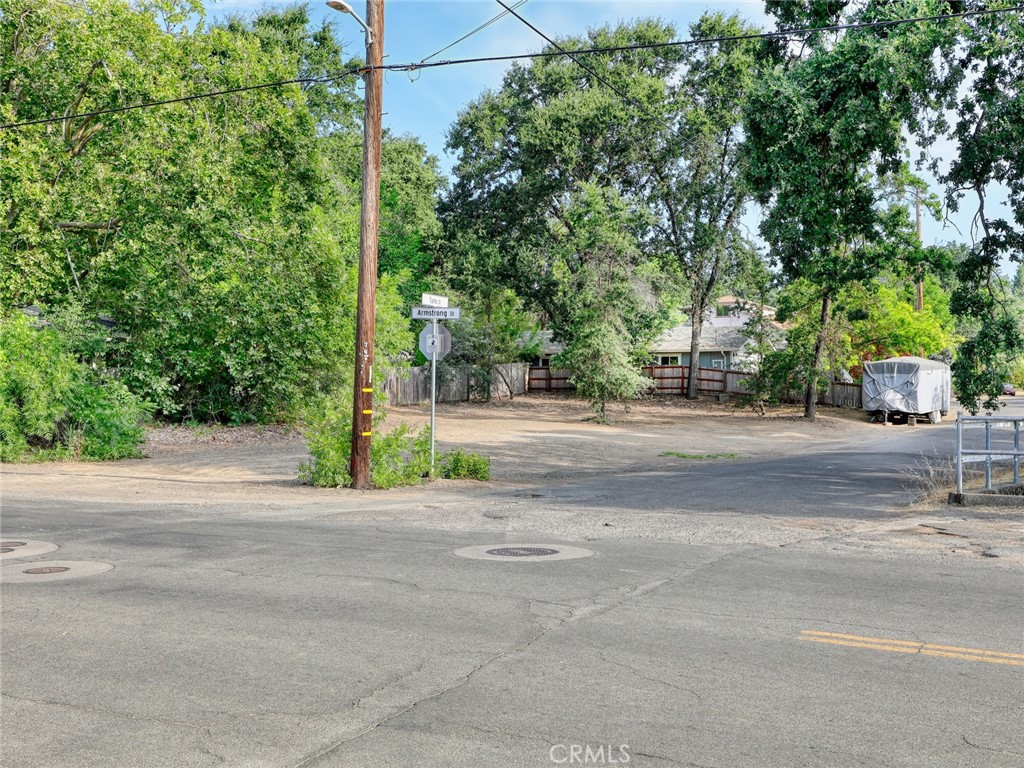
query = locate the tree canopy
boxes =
[1,0,438,421]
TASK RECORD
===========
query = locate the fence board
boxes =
[526,365,862,408]
[385,364,529,406]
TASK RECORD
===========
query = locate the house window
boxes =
[658,355,680,366]
[716,304,732,317]
[711,358,725,369]
[532,357,551,368]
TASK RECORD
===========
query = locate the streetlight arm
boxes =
[326,1,374,44]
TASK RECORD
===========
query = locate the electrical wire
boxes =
[0,69,363,131]
[418,0,529,64]
[494,0,670,132]
[407,3,1023,72]
[2,4,1021,132]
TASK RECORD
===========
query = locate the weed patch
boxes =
[659,451,739,460]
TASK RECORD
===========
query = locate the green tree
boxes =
[744,6,936,418]
[441,234,540,399]
[0,1,414,421]
[442,20,681,411]
[640,12,764,400]
[846,277,957,362]
[754,1,1024,412]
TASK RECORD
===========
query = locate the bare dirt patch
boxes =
[5,393,1019,562]
[1,394,866,505]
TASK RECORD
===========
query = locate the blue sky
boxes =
[209,1,772,166]
[208,0,1013,270]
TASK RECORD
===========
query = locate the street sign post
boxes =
[416,320,454,476]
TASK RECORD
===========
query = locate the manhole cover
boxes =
[0,540,59,560]
[486,547,559,557]
[1,560,113,583]
[453,544,595,562]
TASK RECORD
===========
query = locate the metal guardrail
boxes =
[955,414,1024,492]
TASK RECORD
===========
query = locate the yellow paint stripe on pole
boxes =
[362,388,374,393]
[799,630,1024,666]
[361,431,371,437]
[362,410,373,414]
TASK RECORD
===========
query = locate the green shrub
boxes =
[298,397,354,487]
[299,394,432,488]
[0,313,149,461]
[440,448,491,481]
[66,376,149,460]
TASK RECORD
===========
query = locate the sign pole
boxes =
[413,298,454,480]
[430,318,438,477]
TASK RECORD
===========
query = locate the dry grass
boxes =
[901,448,1023,500]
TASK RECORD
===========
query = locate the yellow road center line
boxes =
[802,630,921,647]
[799,631,1024,666]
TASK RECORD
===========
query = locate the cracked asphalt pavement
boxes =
[2,399,1023,767]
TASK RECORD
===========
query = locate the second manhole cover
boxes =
[454,544,594,562]
[486,547,559,557]
[1,560,113,583]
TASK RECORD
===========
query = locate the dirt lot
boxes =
[4,394,1021,565]
[3,395,868,503]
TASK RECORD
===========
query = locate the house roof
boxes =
[523,313,781,359]
[716,295,777,315]
[650,324,749,354]
[521,330,563,356]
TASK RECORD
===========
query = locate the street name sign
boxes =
[421,293,449,308]
[412,306,460,320]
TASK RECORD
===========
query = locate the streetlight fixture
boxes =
[325,1,374,44]
[327,0,383,489]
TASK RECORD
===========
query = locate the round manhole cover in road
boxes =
[486,547,559,557]
[1,561,113,584]
[454,544,594,562]
[0,540,59,561]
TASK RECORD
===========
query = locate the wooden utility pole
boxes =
[350,0,384,489]
[915,188,924,312]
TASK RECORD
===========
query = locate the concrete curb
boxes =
[947,490,1024,507]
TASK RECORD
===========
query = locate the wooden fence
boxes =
[528,365,863,408]
[527,367,573,391]
[384,364,529,406]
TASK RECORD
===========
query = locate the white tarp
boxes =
[862,356,951,414]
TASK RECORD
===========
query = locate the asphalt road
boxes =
[2,406,1023,768]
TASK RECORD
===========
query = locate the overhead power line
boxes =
[0,69,362,131]
[404,3,1023,72]
[1,4,1021,132]
[493,0,671,132]
[419,0,530,63]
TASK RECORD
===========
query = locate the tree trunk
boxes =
[686,312,703,400]
[804,292,832,420]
